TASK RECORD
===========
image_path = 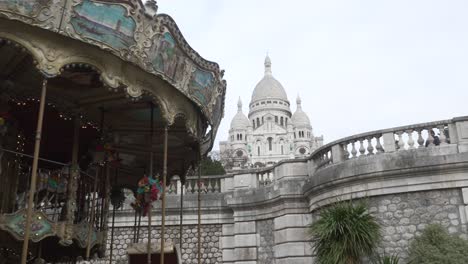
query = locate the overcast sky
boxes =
[156,0,468,150]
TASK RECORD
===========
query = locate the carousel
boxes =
[0,0,226,263]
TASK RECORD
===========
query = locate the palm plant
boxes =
[375,254,400,264]
[309,201,381,264]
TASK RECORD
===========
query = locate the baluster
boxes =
[209,179,214,192]
[359,140,365,156]
[375,136,384,153]
[351,141,357,158]
[438,125,447,144]
[214,179,220,192]
[343,143,350,160]
[426,128,434,147]
[366,137,374,155]
[186,180,193,193]
[194,180,199,193]
[417,129,424,148]
[407,130,415,149]
[397,132,405,150]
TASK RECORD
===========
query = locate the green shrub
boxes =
[408,224,468,264]
[374,254,400,264]
[309,201,381,264]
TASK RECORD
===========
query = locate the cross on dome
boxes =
[296,95,302,110]
[264,54,272,76]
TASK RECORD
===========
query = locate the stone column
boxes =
[233,221,258,264]
[273,214,313,264]
[382,132,397,152]
[221,223,235,264]
[454,116,468,152]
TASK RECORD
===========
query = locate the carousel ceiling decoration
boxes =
[0,0,226,152]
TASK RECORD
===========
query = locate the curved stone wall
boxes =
[105,116,468,263]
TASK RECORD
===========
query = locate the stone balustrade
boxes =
[257,170,274,187]
[166,175,224,195]
[310,118,461,171]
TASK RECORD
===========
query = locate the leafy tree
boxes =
[309,201,381,264]
[408,224,468,264]
[200,156,226,175]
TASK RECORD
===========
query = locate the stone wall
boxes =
[368,188,468,262]
[257,219,275,264]
[99,224,222,264]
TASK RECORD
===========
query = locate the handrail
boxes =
[0,147,96,179]
[309,118,452,157]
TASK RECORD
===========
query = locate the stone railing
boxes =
[256,170,274,187]
[166,175,224,195]
[310,118,457,171]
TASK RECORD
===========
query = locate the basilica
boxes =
[219,56,323,168]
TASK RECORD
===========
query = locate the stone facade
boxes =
[100,224,221,264]
[368,189,468,262]
[103,116,468,264]
[257,219,276,264]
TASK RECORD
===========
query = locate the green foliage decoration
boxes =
[200,156,225,175]
[309,201,381,264]
[408,224,468,264]
[374,254,400,264]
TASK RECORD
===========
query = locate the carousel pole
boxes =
[179,177,184,253]
[147,103,154,264]
[160,126,168,264]
[109,200,116,263]
[86,167,99,259]
[197,160,202,264]
[21,78,48,264]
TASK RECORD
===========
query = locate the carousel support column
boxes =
[86,168,100,259]
[62,114,81,246]
[160,127,168,264]
[197,163,202,264]
[100,164,111,255]
[21,78,48,264]
[179,178,184,253]
[147,103,154,264]
[109,202,116,264]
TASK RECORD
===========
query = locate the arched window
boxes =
[268,137,273,151]
[281,145,284,155]
[253,120,255,128]
[280,117,284,126]
[256,118,260,127]
[258,146,261,156]
[240,134,243,140]
[275,116,278,123]
[285,118,288,126]
[262,116,264,124]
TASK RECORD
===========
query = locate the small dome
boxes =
[292,95,311,127]
[230,97,250,129]
[251,56,289,103]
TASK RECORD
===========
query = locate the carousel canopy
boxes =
[0,0,227,185]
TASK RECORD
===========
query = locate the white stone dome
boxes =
[251,56,289,103]
[292,96,311,127]
[230,98,250,129]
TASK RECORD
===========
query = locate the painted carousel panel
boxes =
[73,221,98,248]
[0,209,55,243]
[0,0,51,15]
[70,0,137,50]
[188,69,215,106]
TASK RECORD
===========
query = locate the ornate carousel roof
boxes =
[0,0,227,180]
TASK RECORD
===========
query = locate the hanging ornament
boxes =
[131,175,162,216]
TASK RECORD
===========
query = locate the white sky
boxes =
[156,0,468,150]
